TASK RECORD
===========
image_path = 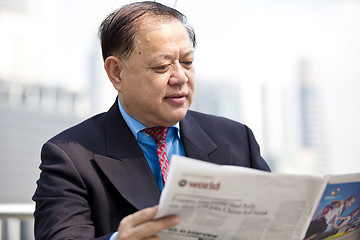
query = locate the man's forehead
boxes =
[132,19,193,60]
[137,16,179,35]
[135,16,187,40]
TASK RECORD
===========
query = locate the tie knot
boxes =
[143,127,169,141]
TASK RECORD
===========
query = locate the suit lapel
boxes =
[94,101,160,210]
[180,111,232,165]
[94,154,160,210]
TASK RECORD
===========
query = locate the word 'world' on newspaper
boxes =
[155,155,360,240]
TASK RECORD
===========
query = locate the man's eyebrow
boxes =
[150,50,194,64]
[151,54,174,63]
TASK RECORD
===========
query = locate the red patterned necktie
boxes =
[143,127,169,184]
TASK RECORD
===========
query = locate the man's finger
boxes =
[121,205,159,228]
[131,214,180,239]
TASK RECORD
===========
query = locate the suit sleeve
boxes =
[32,142,113,240]
[245,125,271,172]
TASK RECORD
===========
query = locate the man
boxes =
[33,1,270,240]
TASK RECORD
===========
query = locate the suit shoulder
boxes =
[184,110,253,139]
[186,110,246,129]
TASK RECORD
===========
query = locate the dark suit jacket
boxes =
[33,100,270,240]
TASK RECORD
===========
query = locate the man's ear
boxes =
[104,56,123,92]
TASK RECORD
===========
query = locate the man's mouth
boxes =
[165,93,187,105]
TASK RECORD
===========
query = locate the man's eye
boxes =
[153,65,170,72]
[156,65,169,69]
[182,61,193,68]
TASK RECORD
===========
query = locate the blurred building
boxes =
[277,60,326,174]
[298,60,326,172]
[191,80,243,122]
[0,80,85,203]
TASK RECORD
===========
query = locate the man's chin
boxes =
[161,109,188,126]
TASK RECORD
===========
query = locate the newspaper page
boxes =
[155,155,327,240]
[302,173,360,240]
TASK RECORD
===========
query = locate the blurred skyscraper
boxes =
[298,60,326,173]
[0,80,84,203]
[276,60,326,174]
[0,0,89,203]
[191,80,243,122]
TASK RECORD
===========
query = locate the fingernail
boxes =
[171,215,180,225]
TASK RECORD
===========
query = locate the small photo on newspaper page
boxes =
[303,175,360,240]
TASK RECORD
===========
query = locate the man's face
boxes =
[117,19,195,127]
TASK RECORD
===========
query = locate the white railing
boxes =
[0,203,34,240]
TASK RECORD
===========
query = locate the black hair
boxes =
[98,1,196,61]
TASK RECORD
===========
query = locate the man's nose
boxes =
[169,63,188,85]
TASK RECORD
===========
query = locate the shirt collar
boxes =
[117,98,180,139]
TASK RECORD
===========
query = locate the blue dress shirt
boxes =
[117,99,185,191]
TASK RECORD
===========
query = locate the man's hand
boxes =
[116,205,180,240]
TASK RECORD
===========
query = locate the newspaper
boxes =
[155,155,360,240]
